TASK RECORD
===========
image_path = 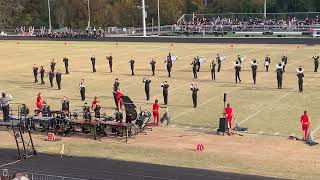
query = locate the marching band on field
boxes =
[1,51,318,139]
[29,52,320,109]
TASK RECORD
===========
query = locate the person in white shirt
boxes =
[79,79,86,101]
[0,92,13,121]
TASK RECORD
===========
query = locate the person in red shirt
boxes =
[300,110,312,141]
[153,99,161,126]
[115,89,123,110]
[91,96,99,109]
[36,92,43,110]
[224,103,233,129]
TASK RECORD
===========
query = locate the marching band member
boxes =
[234,60,241,83]
[55,69,62,90]
[165,53,173,77]
[276,62,284,89]
[251,59,258,84]
[106,55,113,72]
[115,89,123,110]
[224,103,233,129]
[264,54,271,72]
[113,78,120,91]
[41,101,51,117]
[79,79,86,101]
[63,56,69,74]
[217,54,222,72]
[196,56,201,72]
[33,64,39,83]
[91,55,96,73]
[61,96,70,116]
[40,66,45,85]
[161,81,169,105]
[167,52,171,61]
[300,111,311,141]
[237,54,242,63]
[48,69,54,88]
[83,102,91,120]
[143,77,151,100]
[50,59,56,72]
[150,58,156,76]
[113,78,120,108]
[210,59,216,80]
[0,92,13,122]
[281,53,288,73]
[128,58,135,76]
[191,58,198,79]
[94,102,102,118]
[313,53,319,72]
[91,96,99,109]
[190,84,199,108]
[36,92,44,111]
[297,66,304,92]
[153,99,160,126]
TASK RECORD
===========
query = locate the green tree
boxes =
[0,0,24,28]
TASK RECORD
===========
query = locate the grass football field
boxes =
[1,40,320,179]
[1,40,319,138]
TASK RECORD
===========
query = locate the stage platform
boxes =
[0,148,281,180]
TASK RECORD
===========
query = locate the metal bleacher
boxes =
[175,12,320,37]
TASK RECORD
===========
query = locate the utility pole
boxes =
[87,0,91,28]
[48,0,52,33]
[264,0,267,19]
[142,0,147,36]
[157,0,160,35]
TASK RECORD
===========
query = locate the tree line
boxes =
[1,0,319,29]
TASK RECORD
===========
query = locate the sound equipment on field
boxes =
[217,93,228,135]
[217,118,229,135]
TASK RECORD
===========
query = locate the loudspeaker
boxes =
[223,93,227,103]
[218,118,228,133]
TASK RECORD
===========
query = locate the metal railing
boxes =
[105,25,174,36]
[175,12,320,35]
[177,12,320,24]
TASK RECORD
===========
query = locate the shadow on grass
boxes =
[0,148,280,180]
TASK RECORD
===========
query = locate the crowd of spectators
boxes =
[177,16,320,32]
[35,26,104,39]
[15,26,35,36]
[36,26,104,39]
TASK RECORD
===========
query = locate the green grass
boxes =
[1,40,320,138]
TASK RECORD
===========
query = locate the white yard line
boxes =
[311,126,320,136]
[170,48,299,121]
[171,89,235,121]
[238,57,320,125]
